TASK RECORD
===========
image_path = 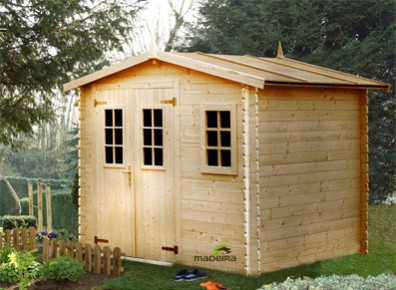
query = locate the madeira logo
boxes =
[194,244,237,262]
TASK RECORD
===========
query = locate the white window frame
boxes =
[200,103,237,175]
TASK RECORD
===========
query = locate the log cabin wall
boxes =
[258,86,363,272]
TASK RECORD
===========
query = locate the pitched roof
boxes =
[63,51,390,92]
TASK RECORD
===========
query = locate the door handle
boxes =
[122,165,132,186]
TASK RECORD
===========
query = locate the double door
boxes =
[94,85,176,262]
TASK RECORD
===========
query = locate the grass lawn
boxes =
[101,205,395,290]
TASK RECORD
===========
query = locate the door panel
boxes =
[94,89,135,256]
[134,88,175,262]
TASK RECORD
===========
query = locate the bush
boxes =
[19,191,78,232]
[40,256,84,282]
[2,215,37,231]
[258,274,396,290]
[0,179,20,216]
[0,249,41,289]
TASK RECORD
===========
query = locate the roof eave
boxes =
[264,81,390,91]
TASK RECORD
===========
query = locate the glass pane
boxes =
[115,147,123,164]
[206,111,218,128]
[154,129,163,146]
[115,129,123,145]
[154,109,163,127]
[221,131,231,147]
[220,111,231,128]
[221,150,231,167]
[105,129,113,145]
[207,131,218,147]
[154,148,163,166]
[207,149,218,166]
[143,147,152,165]
[105,146,113,163]
[105,110,113,126]
[143,129,152,146]
[143,109,152,127]
[114,109,122,127]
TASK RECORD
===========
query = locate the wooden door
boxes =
[94,89,136,256]
[133,88,176,262]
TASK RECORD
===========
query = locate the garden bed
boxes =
[0,272,109,290]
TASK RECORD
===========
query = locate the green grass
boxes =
[102,205,396,290]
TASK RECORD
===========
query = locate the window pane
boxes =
[143,148,152,165]
[221,131,231,147]
[206,111,218,128]
[115,147,123,164]
[143,129,152,146]
[115,129,123,145]
[154,109,163,127]
[143,109,152,127]
[154,129,163,146]
[105,146,113,163]
[105,129,113,145]
[207,131,218,147]
[207,149,218,166]
[114,109,122,127]
[220,111,230,128]
[154,148,163,166]
[105,110,113,126]
[221,150,231,167]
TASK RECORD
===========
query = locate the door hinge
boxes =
[161,245,178,254]
[94,99,107,107]
[94,236,109,244]
[160,98,177,106]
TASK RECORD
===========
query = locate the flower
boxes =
[35,229,77,243]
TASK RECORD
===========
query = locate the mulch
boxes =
[0,272,110,290]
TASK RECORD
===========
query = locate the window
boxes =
[143,108,164,166]
[104,109,123,164]
[201,104,236,175]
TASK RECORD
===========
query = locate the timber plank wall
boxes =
[258,86,361,272]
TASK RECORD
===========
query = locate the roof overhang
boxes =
[63,51,265,92]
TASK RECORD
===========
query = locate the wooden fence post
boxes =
[93,245,102,274]
[45,184,52,231]
[28,227,36,251]
[68,241,75,259]
[4,229,11,245]
[85,244,92,272]
[103,246,111,275]
[28,180,34,216]
[59,240,66,256]
[37,183,43,231]
[112,247,121,276]
[75,242,83,263]
[21,227,28,251]
[42,239,49,262]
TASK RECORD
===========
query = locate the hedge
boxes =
[2,215,37,231]
[20,192,78,233]
[0,177,72,199]
[0,179,20,216]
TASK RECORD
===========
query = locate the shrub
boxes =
[258,274,396,290]
[20,191,78,232]
[0,249,42,290]
[2,215,37,231]
[40,256,84,282]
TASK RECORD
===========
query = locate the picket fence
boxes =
[0,227,122,276]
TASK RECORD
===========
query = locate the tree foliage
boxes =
[0,0,138,147]
[181,0,395,201]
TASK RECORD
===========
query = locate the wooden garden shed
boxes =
[64,47,389,275]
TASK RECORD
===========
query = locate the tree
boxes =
[0,0,139,148]
[181,0,395,202]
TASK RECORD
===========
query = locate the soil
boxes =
[0,272,109,290]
